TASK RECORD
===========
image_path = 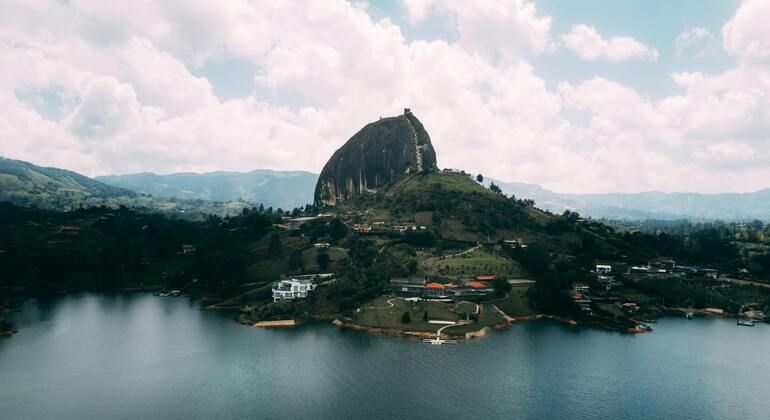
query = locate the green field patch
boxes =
[302,247,348,273]
[494,283,536,317]
[424,249,513,278]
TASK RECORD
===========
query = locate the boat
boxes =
[639,323,654,331]
[737,319,755,327]
[685,312,694,320]
[422,338,457,345]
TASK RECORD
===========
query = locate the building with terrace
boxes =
[272,278,315,302]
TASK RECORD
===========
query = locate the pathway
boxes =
[489,303,515,322]
[361,298,398,311]
[404,115,423,171]
[722,277,770,289]
[422,244,482,269]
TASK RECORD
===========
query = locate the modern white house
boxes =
[596,264,612,274]
[272,279,315,302]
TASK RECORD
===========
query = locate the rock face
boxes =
[314,109,438,206]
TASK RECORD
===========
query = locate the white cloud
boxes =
[723,0,770,61]
[1,0,770,195]
[674,27,713,57]
[561,24,659,62]
[402,0,554,61]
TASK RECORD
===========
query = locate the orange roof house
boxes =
[474,274,496,281]
[466,281,487,289]
[425,282,445,289]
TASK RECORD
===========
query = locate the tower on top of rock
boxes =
[404,108,411,115]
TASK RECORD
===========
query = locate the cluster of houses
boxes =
[351,222,428,234]
[592,258,721,286]
[388,275,497,301]
[571,283,593,315]
[628,258,720,282]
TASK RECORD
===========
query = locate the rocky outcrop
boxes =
[314,109,437,206]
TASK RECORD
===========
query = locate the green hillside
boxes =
[0,157,250,218]
[0,157,137,208]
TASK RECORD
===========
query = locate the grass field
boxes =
[493,283,536,317]
[423,249,516,278]
[387,172,491,196]
[302,247,348,273]
[353,296,494,333]
[246,256,289,282]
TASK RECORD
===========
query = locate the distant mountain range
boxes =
[96,170,317,210]
[490,179,770,221]
[0,157,137,209]
[2,156,769,220]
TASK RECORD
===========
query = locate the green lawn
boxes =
[494,283,536,317]
[423,249,514,278]
[353,296,499,334]
[302,246,348,273]
[246,256,289,282]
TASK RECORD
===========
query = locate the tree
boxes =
[423,310,428,321]
[329,218,348,241]
[267,233,283,257]
[489,182,502,194]
[401,311,411,323]
[288,249,304,270]
[316,251,331,270]
[476,174,484,183]
[492,276,512,298]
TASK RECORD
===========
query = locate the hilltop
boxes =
[315,109,438,206]
[0,157,137,209]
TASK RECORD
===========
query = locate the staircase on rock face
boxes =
[404,109,423,172]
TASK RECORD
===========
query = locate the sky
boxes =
[2,0,770,194]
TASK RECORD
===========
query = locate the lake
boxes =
[1,293,769,419]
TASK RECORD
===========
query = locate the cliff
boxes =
[314,109,437,206]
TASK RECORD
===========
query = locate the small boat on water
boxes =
[636,323,654,332]
[422,338,457,345]
[685,312,694,320]
[737,319,755,327]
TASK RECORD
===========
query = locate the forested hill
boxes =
[0,157,136,209]
[97,170,317,211]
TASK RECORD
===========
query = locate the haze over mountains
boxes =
[96,170,316,211]
[489,179,770,221]
[2,155,770,221]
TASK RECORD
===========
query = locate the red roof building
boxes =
[474,274,496,281]
[466,281,487,289]
[425,282,445,289]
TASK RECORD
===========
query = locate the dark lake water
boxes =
[1,293,769,420]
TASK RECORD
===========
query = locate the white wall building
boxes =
[272,279,315,302]
[596,264,612,274]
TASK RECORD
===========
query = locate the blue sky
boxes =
[190,1,742,108]
[3,0,770,194]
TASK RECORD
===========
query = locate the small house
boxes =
[595,264,612,274]
[272,279,315,302]
[423,282,447,298]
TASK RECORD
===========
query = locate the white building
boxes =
[272,279,315,302]
[596,264,612,274]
